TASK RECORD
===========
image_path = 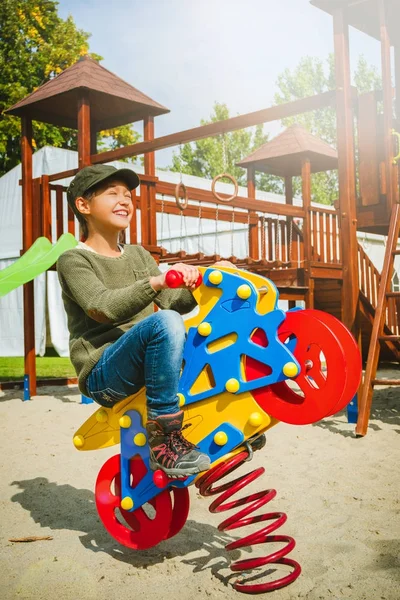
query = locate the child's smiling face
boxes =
[76,178,133,234]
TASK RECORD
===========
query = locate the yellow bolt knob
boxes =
[225,378,240,393]
[96,409,108,423]
[214,431,228,446]
[209,270,223,285]
[119,415,132,428]
[73,435,85,449]
[237,284,251,299]
[177,392,185,407]
[198,322,212,336]
[248,412,263,427]
[283,361,299,378]
[121,496,134,511]
[133,433,147,447]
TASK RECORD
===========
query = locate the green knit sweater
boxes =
[57,244,197,395]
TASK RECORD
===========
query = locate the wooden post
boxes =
[41,174,51,241]
[144,116,157,247]
[21,116,36,398]
[379,0,399,208]
[247,166,259,259]
[395,45,400,124]
[301,159,314,308]
[395,45,400,194]
[77,92,91,169]
[285,176,293,205]
[90,120,97,156]
[285,175,294,264]
[332,7,359,332]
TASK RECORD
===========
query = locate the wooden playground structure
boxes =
[4,0,400,435]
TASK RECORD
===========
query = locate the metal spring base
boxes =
[196,450,301,594]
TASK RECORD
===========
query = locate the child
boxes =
[58,164,211,477]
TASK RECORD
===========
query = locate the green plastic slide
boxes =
[0,233,77,297]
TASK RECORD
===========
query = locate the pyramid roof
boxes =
[5,56,169,130]
[237,124,338,176]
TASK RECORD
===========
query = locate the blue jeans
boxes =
[86,310,186,419]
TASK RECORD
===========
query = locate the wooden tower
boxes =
[4,55,169,397]
[238,124,339,311]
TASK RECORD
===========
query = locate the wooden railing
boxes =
[35,174,345,273]
[358,244,381,308]
[310,206,341,265]
[358,242,399,335]
[259,217,304,265]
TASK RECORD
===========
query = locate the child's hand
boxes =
[150,263,200,291]
[169,263,200,290]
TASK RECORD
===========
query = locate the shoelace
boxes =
[169,424,197,454]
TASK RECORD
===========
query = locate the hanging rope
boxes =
[261,215,266,260]
[211,134,238,203]
[198,201,203,254]
[230,206,235,258]
[159,193,165,246]
[288,218,293,264]
[175,144,188,210]
[275,216,281,263]
[214,202,220,255]
[245,211,250,257]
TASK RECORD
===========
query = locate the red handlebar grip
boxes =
[165,270,203,289]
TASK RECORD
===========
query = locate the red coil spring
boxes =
[195,450,301,594]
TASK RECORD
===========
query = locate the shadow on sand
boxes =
[10,476,261,586]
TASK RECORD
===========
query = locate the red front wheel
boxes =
[246,310,349,425]
[95,455,190,549]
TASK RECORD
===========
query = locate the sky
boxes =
[57,0,382,167]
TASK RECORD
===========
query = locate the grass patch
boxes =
[0,357,75,382]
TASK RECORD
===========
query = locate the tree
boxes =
[169,102,283,193]
[0,0,139,176]
[274,55,382,204]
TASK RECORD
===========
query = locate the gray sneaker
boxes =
[146,411,211,477]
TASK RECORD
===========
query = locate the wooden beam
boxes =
[90,90,342,164]
[77,92,91,169]
[379,0,399,208]
[155,180,305,218]
[333,7,359,332]
[395,45,400,123]
[357,92,380,206]
[144,116,155,175]
[144,116,157,246]
[21,116,36,397]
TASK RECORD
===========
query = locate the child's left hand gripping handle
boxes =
[165,270,203,289]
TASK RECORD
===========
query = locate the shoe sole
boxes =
[149,458,211,478]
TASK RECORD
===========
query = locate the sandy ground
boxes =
[0,369,399,600]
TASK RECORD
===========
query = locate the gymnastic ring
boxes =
[175,182,188,211]
[211,173,238,202]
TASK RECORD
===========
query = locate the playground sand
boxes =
[0,369,399,600]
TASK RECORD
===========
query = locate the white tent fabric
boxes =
[0,146,399,357]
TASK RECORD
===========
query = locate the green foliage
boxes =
[169,102,283,193]
[96,125,142,165]
[274,54,381,204]
[0,0,139,176]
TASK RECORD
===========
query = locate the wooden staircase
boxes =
[356,204,400,436]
